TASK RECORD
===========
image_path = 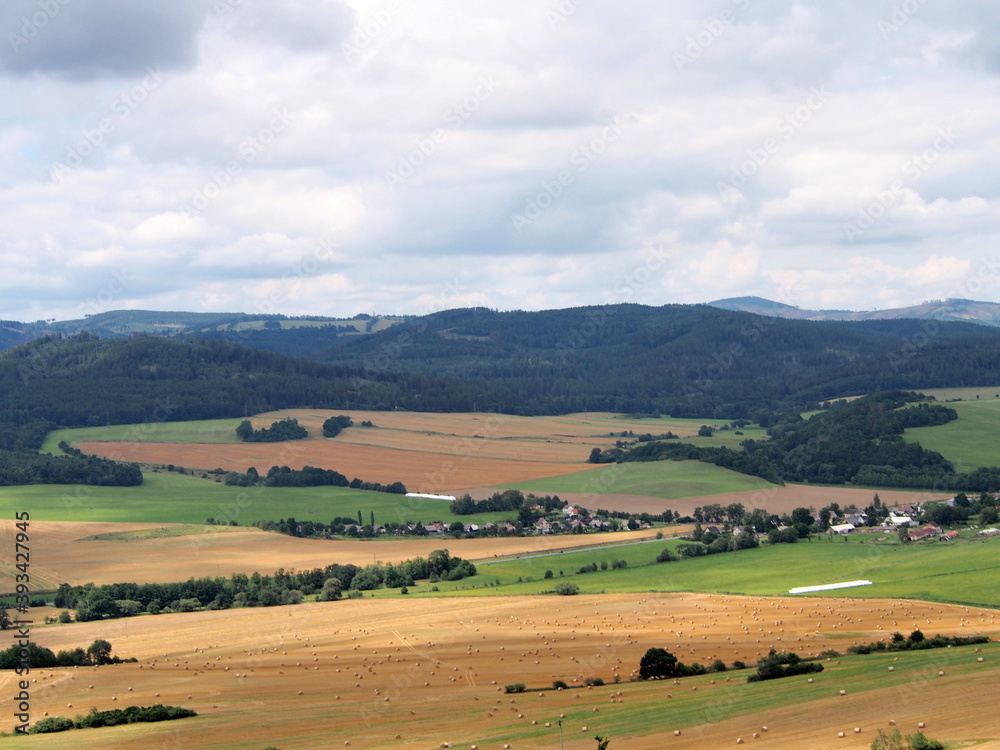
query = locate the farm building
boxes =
[828,523,856,535]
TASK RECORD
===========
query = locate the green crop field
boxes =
[42,418,246,454]
[509,459,778,499]
[408,533,1000,609]
[917,385,1000,401]
[0,471,505,527]
[903,399,1000,471]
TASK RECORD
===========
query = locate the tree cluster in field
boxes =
[235,417,308,442]
[244,516,429,539]
[321,414,353,437]
[450,489,565,515]
[658,526,761,562]
[27,704,197,735]
[871,728,945,750]
[745,649,824,682]
[847,630,989,655]
[637,647,714,680]
[52,550,475,618]
[577,559,628,573]
[222,464,406,493]
[0,639,131,669]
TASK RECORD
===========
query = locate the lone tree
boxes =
[86,639,113,665]
[319,577,343,601]
[638,647,678,680]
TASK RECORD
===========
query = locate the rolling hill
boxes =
[710,296,1000,327]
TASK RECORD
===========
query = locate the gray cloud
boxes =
[1,0,207,78]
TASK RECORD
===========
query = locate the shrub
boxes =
[908,732,944,750]
[552,680,568,690]
[747,650,823,683]
[553,582,580,596]
[656,547,679,563]
[584,676,604,686]
[505,683,526,694]
[28,716,74,734]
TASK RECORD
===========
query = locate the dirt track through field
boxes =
[16,593,1000,749]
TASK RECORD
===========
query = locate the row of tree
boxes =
[223,464,406,493]
[52,550,475,618]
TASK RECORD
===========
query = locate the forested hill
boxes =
[0,334,484,429]
[2,306,1000,430]
[317,304,1000,417]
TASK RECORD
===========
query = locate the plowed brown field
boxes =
[11,594,1000,749]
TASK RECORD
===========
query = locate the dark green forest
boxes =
[2,304,1000,489]
[613,392,1000,491]
[317,304,1000,418]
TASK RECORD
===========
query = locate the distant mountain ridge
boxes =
[0,310,411,356]
[709,297,1000,327]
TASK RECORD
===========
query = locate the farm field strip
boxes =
[419,533,1000,609]
[903,398,1000,471]
[0,518,664,589]
[15,594,1000,749]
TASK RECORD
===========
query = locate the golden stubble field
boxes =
[11,594,1000,749]
[0,521,664,589]
[74,410,695,492]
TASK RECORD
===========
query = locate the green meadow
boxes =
[407,533,1000,609]
[903,398,1000,472]
[0,471,505,527]
[509,459,777,499]
[42,418,245,454]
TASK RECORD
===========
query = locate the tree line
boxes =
[52,549,475,618]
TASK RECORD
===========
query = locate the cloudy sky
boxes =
[2,0,999,323]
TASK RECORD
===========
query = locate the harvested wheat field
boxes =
[0,520,662,589]
[71,410,704,492]
[75,440,599,493]
[14,593,1000,749]
[464,484,955,520]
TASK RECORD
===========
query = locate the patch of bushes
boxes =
[28,704,197,734]
[746,650,823,683]
[848,631,989,655]
[552,582,580,596]
[871,728,944,750]
[236,418,307,442]
[504,683,526,694]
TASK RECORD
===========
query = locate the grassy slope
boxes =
[410,533,1000,609]
[508,459,778,499]
[903,399,1000,472]
[0,471,506,526]
[41,419,245,454]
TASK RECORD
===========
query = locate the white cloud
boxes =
[1,0,999,322]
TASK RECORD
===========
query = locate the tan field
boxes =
[10,593,1000,749]
[0,521,665,589]
[72,410,704,492]
[75,439,599,492]
[498,484,956,521]
[17,410,1000,746]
